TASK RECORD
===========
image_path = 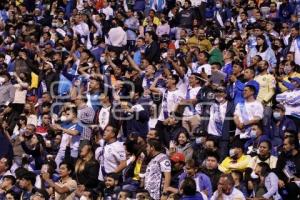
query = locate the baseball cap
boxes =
[170,153,185,163]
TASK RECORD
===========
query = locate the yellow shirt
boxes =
[143,17,161,27]
[187,36,212,52]
[254,73,276,106]
[278,72,300,92]
[218,154,250,174]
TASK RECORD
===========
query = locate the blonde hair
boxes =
[75,145,93,173]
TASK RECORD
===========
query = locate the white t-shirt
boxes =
[208,101,228,136]
[290,39,300,65]
[192,62,212,76]
[95,141,126,181]
[211,187,245,200]
[98,106,111,130]
[183,86,201,116]
[158,89,185,121]
[234,100,264,138]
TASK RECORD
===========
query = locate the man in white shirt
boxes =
[150,74,185,122]
[105,19,127,50]
[289,25,300,65]
[234,84,264,139]
[99,0,113,20]
[182,73,202,135]
[72,14,91,49]
[95,125,126,181]
[191,51,212,76]
[211,174,245,200]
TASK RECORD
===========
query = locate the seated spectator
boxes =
[269,104,297,150]
[247,140,278,170]
[179,177,205,200]
[244,122,270,156]
[172,130,193,161]
[219,140,250,174]
[178,159,212,199]
[41,161,77,200]
[211,174,245,200]
[102,173,121,199]
[231,171,248,197]
[249,162,281,200]
[275,135,300,199]
[202,151,222,192]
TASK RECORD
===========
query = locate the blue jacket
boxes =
[181,193,204,200]
[179,172,213,198]
[268,116,297,147]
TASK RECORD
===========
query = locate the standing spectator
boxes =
[124,9,140,51]
[144,31,160,64]
[144,139,171,200]
[95,125,126,181]
[254,60,276,127]
[207,86,236,160]
[234,84,263,140]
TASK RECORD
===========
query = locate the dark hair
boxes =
[21,171,36,185]
[105,125,118,138]
[147,139,163,152]
[211,62,222,69]
[285,135,299,149]
[105,173,119,180]
[119,190,132,198]
[259,140,272,150]
[205,151,220,162]
[257,162,271,177]
[171,74,180,85]
[3,175,16,185]
[145,31,158,41]
[181,177,196,196]
[59,161,74,173]
[199,50,210,61]
[176,128,189,143]
[256,35,269,52]
[0,156,12,170]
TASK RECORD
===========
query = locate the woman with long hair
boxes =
[74,143,99,192]
[248,34,277,69]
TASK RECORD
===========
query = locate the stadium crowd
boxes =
[0,0,299,199]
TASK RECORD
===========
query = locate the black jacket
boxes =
[145,41,160,64]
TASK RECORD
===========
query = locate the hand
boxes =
[230,75,237,83]
[51,124,62,131]
[278,179,285,188]
[123,51,129,57]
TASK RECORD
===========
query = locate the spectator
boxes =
[178,159,212,199]
[211,174,245,200]
[95,125,126,182]
[275,136,300,199]
[247,140,278,170]
[219,140,250,174]
[179,177,205,200]
[249,162,281,200]
[144,139,171,200]
[41,161,77,200]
